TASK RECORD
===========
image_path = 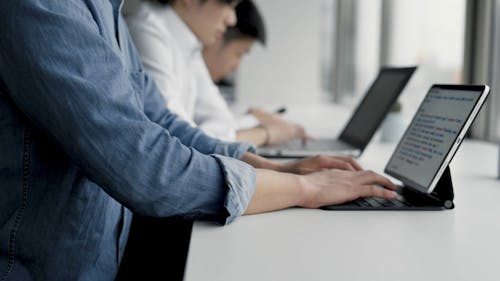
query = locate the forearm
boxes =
[236,127,268,146]
[240,152,286,171]
[244,169,305,215]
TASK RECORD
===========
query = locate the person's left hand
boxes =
[279,155,362,175]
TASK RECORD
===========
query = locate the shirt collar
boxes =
[163,6,203,57]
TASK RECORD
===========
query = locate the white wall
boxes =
[235,0,326,106]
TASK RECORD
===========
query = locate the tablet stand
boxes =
[401,165,455,209]
[430,166,454,209]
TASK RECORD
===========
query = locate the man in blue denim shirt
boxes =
[0,0,397,280]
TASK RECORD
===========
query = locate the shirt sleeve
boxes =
[211,155,257,224]
[0,1,255,224]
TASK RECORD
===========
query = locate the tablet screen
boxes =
[339,67,416,149]
[385,85,486,192]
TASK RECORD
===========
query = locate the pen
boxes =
[274,106,287,114]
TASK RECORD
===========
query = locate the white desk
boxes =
[185,104,500,281]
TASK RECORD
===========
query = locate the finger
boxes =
[334,156,363,171]
[346,164,356,171]
[323,161,356,171]
[357,170,397,190]
[317,156,357,171]
[358,184,398,199]
[335,160,356,171]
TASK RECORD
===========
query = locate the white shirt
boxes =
[125,2,247,141]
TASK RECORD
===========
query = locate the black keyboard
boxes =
[353,197,412,208]
[321,196,417,210]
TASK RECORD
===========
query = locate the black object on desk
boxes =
[274,107,287,114]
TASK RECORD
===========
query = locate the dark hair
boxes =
[151,0,240,5]
[224,0,266,46]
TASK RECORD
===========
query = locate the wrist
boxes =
[273,160,295,174]
[241,152,284,171]
[260,125,271,145]
[262,157,286,171]
[296,175,312,208]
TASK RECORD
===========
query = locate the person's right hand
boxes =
[298,169,397,208]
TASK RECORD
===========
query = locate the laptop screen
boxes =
[385,85,486,193]
[339,67,416,150]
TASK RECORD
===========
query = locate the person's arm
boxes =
[240,152,363,174]
[245,168,397,215]
[0,1,253,224]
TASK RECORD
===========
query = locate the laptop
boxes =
[257,66,417,158]
[322,84,490,210]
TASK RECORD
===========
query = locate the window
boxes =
[328,0,466,118]
[463,0,500,141]
[328,0,381,104]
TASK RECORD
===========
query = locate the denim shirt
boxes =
[0,0,256,280]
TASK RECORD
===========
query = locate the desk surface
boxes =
[185,105,500,281]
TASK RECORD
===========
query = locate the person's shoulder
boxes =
[125,2,175,40]
[125,1,169,27]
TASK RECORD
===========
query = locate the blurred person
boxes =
[203,0,305,146]
[125,0,308,146]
